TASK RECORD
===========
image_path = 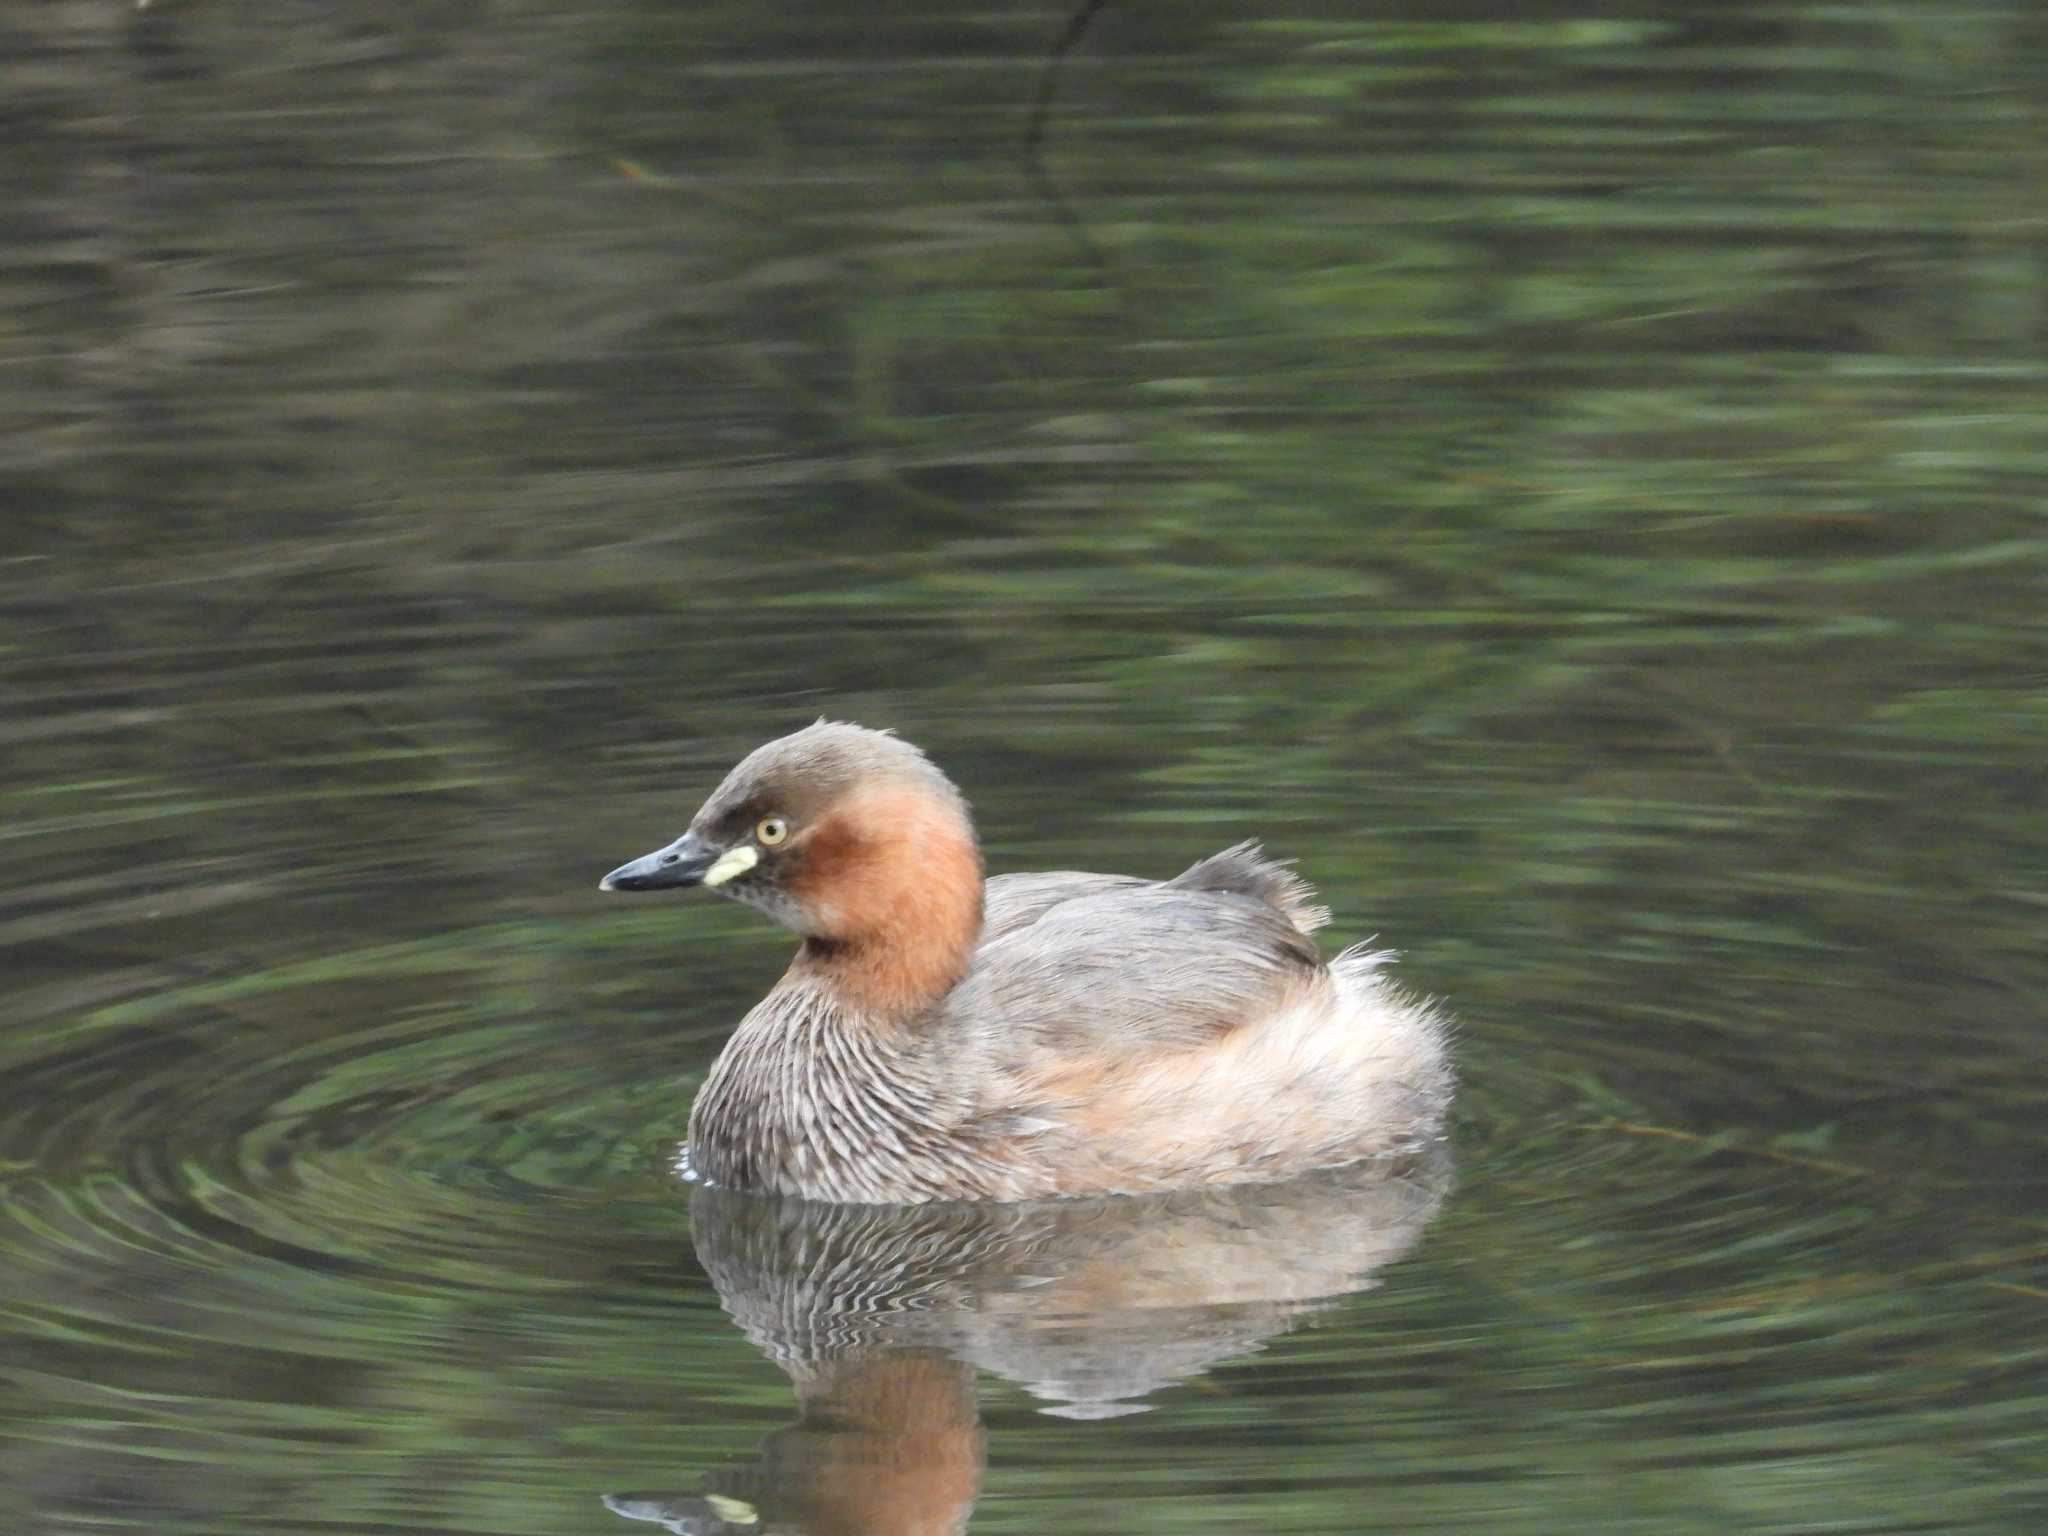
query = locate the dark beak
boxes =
[599,832,721,893]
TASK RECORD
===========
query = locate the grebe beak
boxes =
[599,832,727,893]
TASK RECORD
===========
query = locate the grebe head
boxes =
[600,723,984,1005]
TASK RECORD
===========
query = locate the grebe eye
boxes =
[755,816,788,846]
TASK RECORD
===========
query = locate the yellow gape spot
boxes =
[702,844,760,888]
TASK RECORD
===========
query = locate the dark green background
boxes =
[3,1,2044,1531]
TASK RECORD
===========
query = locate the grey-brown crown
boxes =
[691,720,970,839]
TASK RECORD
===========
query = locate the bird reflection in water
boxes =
[603,1150,1448,1535]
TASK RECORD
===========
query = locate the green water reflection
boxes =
[2,0,2044,1532]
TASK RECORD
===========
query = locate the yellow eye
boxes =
[755,816,789,846]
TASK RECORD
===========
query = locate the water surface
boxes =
[3,1,2045,1532]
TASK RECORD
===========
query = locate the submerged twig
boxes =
[1586,1118,1872,1177]
[1025,0,1114,272]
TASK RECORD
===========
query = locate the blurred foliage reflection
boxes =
[2,0,2045,1533]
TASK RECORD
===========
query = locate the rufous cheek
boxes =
[785,822,865,940]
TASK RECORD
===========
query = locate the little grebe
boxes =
[600,721,1451,1203]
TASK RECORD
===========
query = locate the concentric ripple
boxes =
[5,903,2045,1536]
[3,928,711,1357]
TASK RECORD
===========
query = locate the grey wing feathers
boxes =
[982,871,1143,942]
[1169,840,1330,935]
[955,849,1327,1053]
